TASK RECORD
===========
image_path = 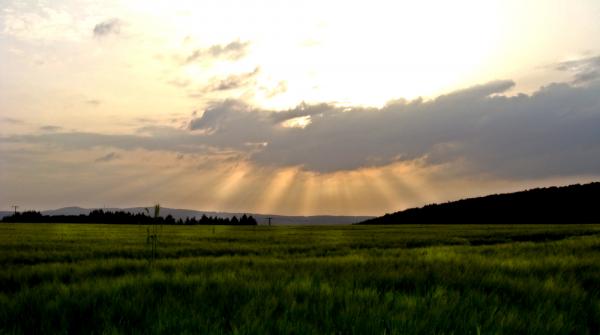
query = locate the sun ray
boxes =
[298,172,317,216]
[381,165,426,208]
[360,167,403,212]
[256,167,299,214]
[215,163,251,200]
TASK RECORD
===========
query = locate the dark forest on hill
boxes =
[359,182,600,224]
[1,209,258,225]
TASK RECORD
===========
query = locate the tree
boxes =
[165,215,176,225]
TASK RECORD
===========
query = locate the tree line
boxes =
[1,209,258,225]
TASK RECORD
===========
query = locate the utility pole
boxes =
[11,205,19,215]
[267,217,272,226]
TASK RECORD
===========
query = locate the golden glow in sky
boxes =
[1,0,600,215]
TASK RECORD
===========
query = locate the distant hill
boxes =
[358,182,600,225]
[0,207,372,225]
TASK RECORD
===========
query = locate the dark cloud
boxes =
[182,80,600,177]
[189,99,267,134]
[3,80,600,179]
[554,55,600,84]
[183,40,250,64]
[95,152,120,162]
[93,19,122,37]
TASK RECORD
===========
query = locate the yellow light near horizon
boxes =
[215,163,251,201]
[112,0,512,216]
[256,167,300,214]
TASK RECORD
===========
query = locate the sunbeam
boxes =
[256,167,300,214]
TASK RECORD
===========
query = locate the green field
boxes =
[1,223,599,334]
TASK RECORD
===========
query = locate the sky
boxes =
[1,0,600,215]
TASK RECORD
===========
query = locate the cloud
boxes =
[3,131,211,154]
[94,152,120,162]
[183,80,600,177]
[269,102,334,123]
[188,67,260,96]
[554,55,600,84]
[265,81,288,98]
[93,19,122,37]
[3,80,600,180]
[85,99,101,106]
[213,67,260,91]
[434,80,515,101]
[188,99,268,135]
[39,125,62,132]
[208,40,250,58]
[183,40,250,64]
[1,5,83,42]
[167,78,191,88]
[2,117,25,124]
